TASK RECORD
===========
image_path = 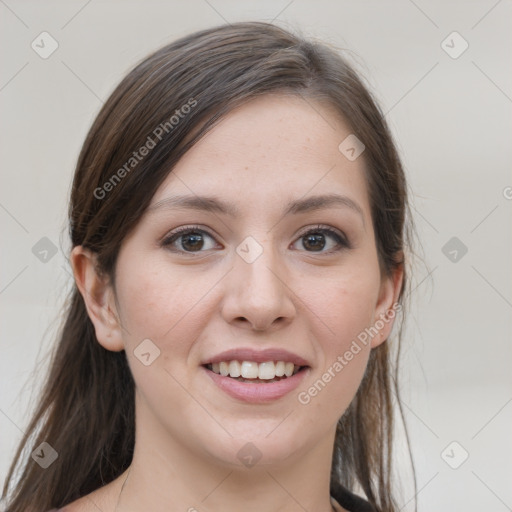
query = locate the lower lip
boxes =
[202,366,310,403]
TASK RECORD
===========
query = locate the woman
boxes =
[2,21,416,512]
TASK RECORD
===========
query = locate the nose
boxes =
[220,243,296,332]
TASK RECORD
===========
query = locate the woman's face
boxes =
[90,94,401,470]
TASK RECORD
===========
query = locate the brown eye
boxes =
[162,227,219,253]
[293,226,349,253]
[302,232,327,251]
[180,232,205,251]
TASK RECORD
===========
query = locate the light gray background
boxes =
[1,1,511,511]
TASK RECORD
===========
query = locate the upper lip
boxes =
[202,348,311,367]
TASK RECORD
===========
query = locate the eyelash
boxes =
[161,224,350,255]
[295,225,350,252]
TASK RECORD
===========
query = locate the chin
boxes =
[200,425,307,470]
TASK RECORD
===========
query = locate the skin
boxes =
[70,94,403,512]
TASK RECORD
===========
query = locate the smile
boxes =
[202,361,310,403]
[206,360,303,382]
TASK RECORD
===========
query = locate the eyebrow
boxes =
[148,193,365,224]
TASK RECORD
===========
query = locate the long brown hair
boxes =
[2,21,417,512]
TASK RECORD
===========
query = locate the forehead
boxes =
[151,94,370,216]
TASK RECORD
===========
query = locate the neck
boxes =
[115,396,338,512]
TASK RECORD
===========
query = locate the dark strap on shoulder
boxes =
[331,480,377,512]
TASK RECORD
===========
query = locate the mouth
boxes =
[202,360,308,384]
[200,348,311,402]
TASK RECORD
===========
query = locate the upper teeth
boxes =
[209,361,300,379]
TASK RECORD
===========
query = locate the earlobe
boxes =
[371,261,404,349]
[70,246,125,352]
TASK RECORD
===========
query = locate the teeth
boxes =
[228,360,241,378]
[258,361,275,380]
[240,361,259,379]
[219,361,229,377]
[275,361,285,377]
[207,360,303,380]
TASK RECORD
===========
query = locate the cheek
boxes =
[295,299,374,423]
[118,270,183,341]
[114,257,223,357]
[114,260,213,411]
[294,261,380,411]
[303,264,380,351]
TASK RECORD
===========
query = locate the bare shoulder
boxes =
[57,493,108,512]
[58,471,128,512]
[58,492,112,511]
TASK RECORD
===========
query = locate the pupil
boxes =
[303,233,325,251]
[182,233,203,251]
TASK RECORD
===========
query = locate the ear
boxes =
[370,257,404,349]
[70,246,124,352]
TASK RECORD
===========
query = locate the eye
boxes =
[161,226,220,253]
[291,225,349,253]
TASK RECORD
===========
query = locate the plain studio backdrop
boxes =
[0,1,511,511]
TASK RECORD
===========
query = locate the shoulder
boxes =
[45,502,90,512]
[44,497,108,512]
[44,470,128,512]
[43,492,107,512]
[45,502,100,512]
[46,507,78,512]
